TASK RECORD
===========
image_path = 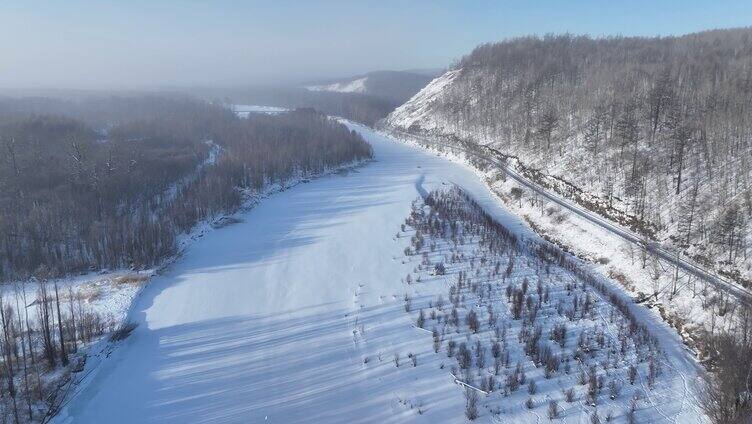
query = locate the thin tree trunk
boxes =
[21,286,43,401]
[0,296,20,424]
[67,286,77,352]
[53,282,68,367]
[13,289,32,421]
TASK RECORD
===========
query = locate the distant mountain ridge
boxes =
[305,70,434,104]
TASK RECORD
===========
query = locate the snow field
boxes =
[53,120,705,423]
[306,77,369,94]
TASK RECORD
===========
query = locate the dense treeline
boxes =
[0,95,217,128]
[391,28,752,279]
[196,86,398,125]
[0,98,372,281]
[700,317,752,423]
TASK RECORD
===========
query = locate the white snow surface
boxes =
[306,77,368,94]
[55,122,705,423]
[231,104,288,117]
[384,69,460,131]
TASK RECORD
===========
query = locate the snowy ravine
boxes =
[54,122,706,423]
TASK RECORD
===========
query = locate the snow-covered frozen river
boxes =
[55,122,703,423]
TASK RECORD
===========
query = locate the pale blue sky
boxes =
[1,1,750,89]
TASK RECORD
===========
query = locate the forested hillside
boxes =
[386,28,752,282]
[0,98,372,281]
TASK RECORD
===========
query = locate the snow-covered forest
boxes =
[0,99,375,422]
[0,99,372,281]
[386,28,752,286]
[3,2,752,421]
[385,27,752,423]
[399,187,704,422]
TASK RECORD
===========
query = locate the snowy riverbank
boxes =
[54,119,706,423]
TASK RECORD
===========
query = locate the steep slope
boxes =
[385,29,752,286]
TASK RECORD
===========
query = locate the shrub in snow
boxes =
[528,379,537,395]
[609,380,621,399]
[491,341,501,358]
[547,400,558,419]
[627,365,637,384]
[507,373,520,392]
[564,387,575,402]
[465,389,478,420]
[476,345,486,368]
[110,322,138,342]
[409,353,417,367]
[417,309,425,328]
[457,343,472,369]
[627,402,637,424]
[467,309,480,333]
[525,397,534,409]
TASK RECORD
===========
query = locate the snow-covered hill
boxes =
[305,71,433,104]
[54,121,706,423]
[385,32,752,301]
[384,70,461,133]
[384,54,752,363]
[307,77,368,94]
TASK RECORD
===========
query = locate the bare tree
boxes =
[465,389,478,420]
[54,281,68,366]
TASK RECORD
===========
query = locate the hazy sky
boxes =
[1,0,750,89]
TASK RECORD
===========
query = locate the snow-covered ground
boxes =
[54,121,706,423]
[400,187,705,422]
[231,104,288,117]
[383,69,752,356]
[384,70,460,132]
[380,126,744,356]
[0,270,150,351]
[306,77,368,94]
